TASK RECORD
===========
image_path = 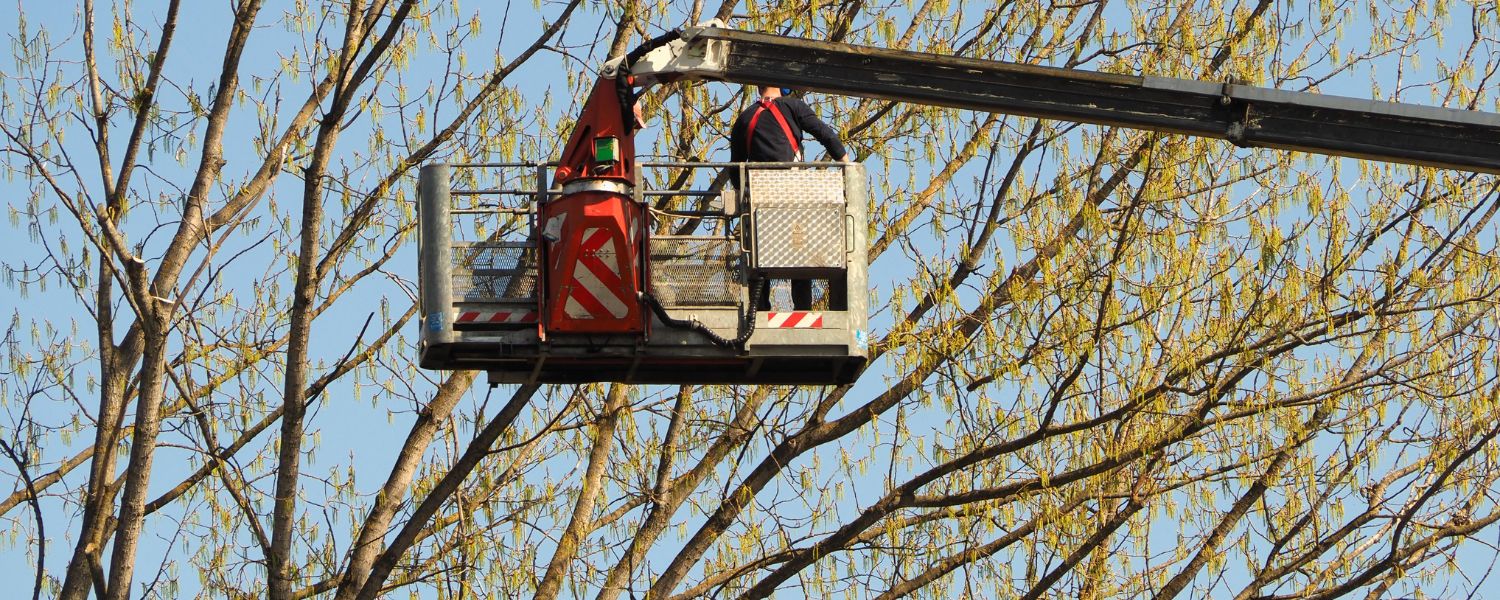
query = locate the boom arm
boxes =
[614,26,1500,174]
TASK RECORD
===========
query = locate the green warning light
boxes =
[594,137,619,163]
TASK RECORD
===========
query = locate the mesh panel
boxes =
[650,237,739,306]
[451,241,538,302]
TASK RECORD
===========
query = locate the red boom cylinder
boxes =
[542,76,647,335]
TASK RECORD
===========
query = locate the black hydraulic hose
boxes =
[624,28,757,348]
[640,280,763,349]
[616,29,684,134]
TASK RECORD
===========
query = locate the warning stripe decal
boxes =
[766,312,824,328]
[455,310,539,324]
[566,227,630,319]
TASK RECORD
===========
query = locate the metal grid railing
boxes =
[649,236,740,307]
[430,161,851,311]
[451,241,538,303]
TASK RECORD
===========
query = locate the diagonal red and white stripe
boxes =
[564,227,630,319]
[765,312,824,328]
[455,309,538,324]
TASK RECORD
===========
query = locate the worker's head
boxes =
[757,86,793,99]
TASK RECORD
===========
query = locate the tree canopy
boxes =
[3,0,1500,598]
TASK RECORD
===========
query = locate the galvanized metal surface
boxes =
[419,161,871,384]
[649,236,740,306]
[451,241,537,303]
[754,205,845,270]
[418,164,454,346]
[748,168,847,271]
[746,168,846,204]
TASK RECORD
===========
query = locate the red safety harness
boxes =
[746,99,801,160]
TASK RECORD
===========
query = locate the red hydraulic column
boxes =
[541,76,646,335]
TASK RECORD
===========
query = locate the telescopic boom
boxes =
[615,26,1500,174]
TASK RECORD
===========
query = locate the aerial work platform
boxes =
[415,21,1500,387]
[417,161,870,385]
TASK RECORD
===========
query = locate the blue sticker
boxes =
[854,329,868,350]
[426,313,445,333]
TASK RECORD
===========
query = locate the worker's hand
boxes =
[840,154,856,163]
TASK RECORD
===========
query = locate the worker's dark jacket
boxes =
[730,97,848,164]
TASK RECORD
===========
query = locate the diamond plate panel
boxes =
[746,168,844,206]
[650,237,739,306]
[451,241,538,302]
[754,205,844,269]
[746,168,846,270]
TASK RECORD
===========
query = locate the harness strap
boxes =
[745,99,801,159]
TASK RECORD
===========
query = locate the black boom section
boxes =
[689,28,1500,174]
